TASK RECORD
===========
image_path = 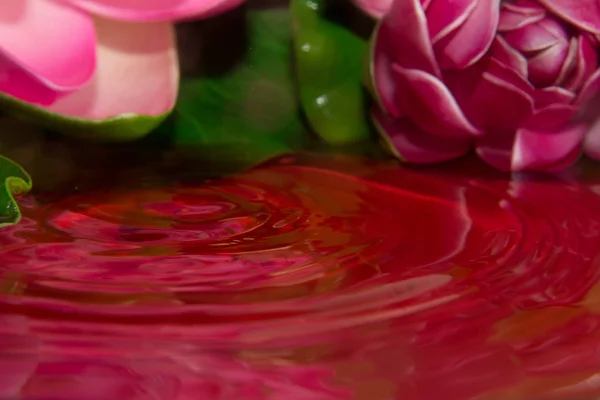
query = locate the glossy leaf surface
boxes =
[292,0,372,144]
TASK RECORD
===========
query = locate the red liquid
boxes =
[2,153,600,399]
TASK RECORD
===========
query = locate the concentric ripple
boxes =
[3,153,600,400]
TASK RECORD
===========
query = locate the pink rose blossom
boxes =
[366,0,600,171]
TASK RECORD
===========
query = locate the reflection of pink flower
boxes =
[16,354,347,400]
[0,325,347,400]
[0,0,242,122]
[0,316,38,399]
[367,0,600,172]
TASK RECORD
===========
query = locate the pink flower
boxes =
[0,0,243,135]
[368,0,600,171]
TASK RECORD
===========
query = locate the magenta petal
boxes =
[533,87,575,108]
[565,35,599,92]
[498,1,545,31]
[45,17,178,120]
[0,0,96,105]
[392,65,480,139]
[353,0,392,19]
[573,69,600,123]
[475,132,515,171]
[537,0,600,34]
[503,18,568,53]
[373,107,472,163]
[490,37,528,78]
[575,68,600,106]
[426,0,477,43]
[62,0,244,22]
[512,105,585,171]
[372,26,403,117]
[503,0,545,15]
[433,0,501,69]
[553,37,578,86]
[463,58,534,133]
[382,0,440,76]
[527,40,569,87]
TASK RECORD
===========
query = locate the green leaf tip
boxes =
[0,155,32,228]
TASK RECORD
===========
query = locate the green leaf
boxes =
[163,9,311,166]
[0,154,32,228]
[291,0,372,144]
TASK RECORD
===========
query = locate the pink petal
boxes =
[382,0,440,76]
[503,0,545,15]
[499,1,546,31]
[490,36,528,78]
[0,0,95,105]
[462,58,534,133]
[372,26,403,117]
[433,0,501,69]
[475,130,517,171]
[565,35,599,92]
[60,0,244,22]
[527,39,570,87]
[533,87,575,108]
[553,37,578,87]
[502,17,568,53]
[576,68,600,106]
[573,69,600,123]
[392,64,481,139]
[537,0,600,34]
[45,16,178,120]
[372,107,472,163]
[426,0,478,44]
[353,0,392,19]
[512,105,585,171]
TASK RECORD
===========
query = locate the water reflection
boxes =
[2,153,600,399]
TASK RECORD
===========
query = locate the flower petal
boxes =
[533,87,575,108]
[426,0,477,44]
[576,68,600,105]
[0,0,95,105]
[60,0,244,22]
[565,35,599,92]
[490,36,528,78]
[553,37,578,87]
[353,0,392,19]
[392,64,481,139]
[461,58,534,134]
[382,0,440,76]
[477,105,584,172]
[499,1,545,31]
[512,105,585,171]
[433,0,501,69]
[573,69,600,123]
[372,25,403,117]
[537,0,600,34]
[527,38,569,87]
[475,130,516,171]
[372,107,472,163]
[503,17,568,53]
[45,16,178,121]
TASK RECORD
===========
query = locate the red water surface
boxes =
[2,153,600,399]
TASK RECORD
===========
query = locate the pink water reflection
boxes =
[1,154,600,399]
